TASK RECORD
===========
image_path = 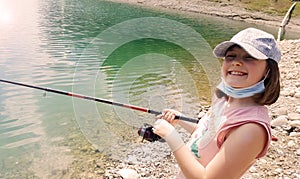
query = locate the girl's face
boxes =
[222,46,268,88]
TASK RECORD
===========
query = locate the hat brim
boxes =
[213,41,268,60]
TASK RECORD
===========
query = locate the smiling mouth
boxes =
[228,71,247,76]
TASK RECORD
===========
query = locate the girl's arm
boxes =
[177,120,198,134]
[154,120,267,179]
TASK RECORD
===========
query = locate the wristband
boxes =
[164,129,185,152]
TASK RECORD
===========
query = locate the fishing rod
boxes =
[0,79,199,124]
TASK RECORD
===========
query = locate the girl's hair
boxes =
[215,59,281,105]
[253,59,280,105]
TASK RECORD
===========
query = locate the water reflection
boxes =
[0,0,44,151]
[0,0,76,177]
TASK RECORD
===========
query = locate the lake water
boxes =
[0,0,299,177]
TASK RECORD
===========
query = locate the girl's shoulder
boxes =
[212,95,269,121]
[225,104,269,122]
[217,105,272,158]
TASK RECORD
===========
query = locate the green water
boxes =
[0,0,299,177]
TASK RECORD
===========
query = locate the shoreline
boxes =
[108,0,300,33]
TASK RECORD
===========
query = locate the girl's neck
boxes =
[226,97,259,108]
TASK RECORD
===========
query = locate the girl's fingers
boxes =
[156,109,180,125]
[160,112,173,122]
[156,114,163,119]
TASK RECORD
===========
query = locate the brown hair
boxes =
[253,59,280,105]
[216,59,281,105]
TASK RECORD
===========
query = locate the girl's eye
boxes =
[224,55,235,61]
[224,55,256,62]
[244,57,256,61]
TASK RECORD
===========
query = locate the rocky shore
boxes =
[100,1,300,178]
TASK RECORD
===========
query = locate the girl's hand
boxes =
[153,119,184,152]
[156,109,182,125]
[152,119,174,138]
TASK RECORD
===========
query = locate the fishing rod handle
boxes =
[176,115,199,124]
[148,109,199,124]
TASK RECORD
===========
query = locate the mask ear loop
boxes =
[263,69,270,81]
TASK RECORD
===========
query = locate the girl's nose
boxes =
[231,58,243,66]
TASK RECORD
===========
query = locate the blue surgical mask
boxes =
[217,71,269,98]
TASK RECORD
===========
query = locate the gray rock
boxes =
[271,115,289,127]
[272,107,288,115]
[118,168,139,179]
[289,120,300,128]
[288,113,300,120]
[294,92,300,98]
[289,132,300,137]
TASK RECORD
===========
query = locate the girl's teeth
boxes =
[230,71,244,75]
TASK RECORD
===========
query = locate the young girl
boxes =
[153,28,281,179]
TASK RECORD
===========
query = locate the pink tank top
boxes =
[177,97,272,178]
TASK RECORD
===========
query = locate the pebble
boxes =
[295,92,300,98]
[289,120,300,128]
[118,169,139,179]
[272,107,288,115]
[290,132,300,137]
[294,173,300,178]
[296,149,300,156]
[288,113,300,120]
[287,140,296,147]
[248,166,257,173]
[271,115,288,127]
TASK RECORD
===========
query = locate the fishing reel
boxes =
[138,123,162,142]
